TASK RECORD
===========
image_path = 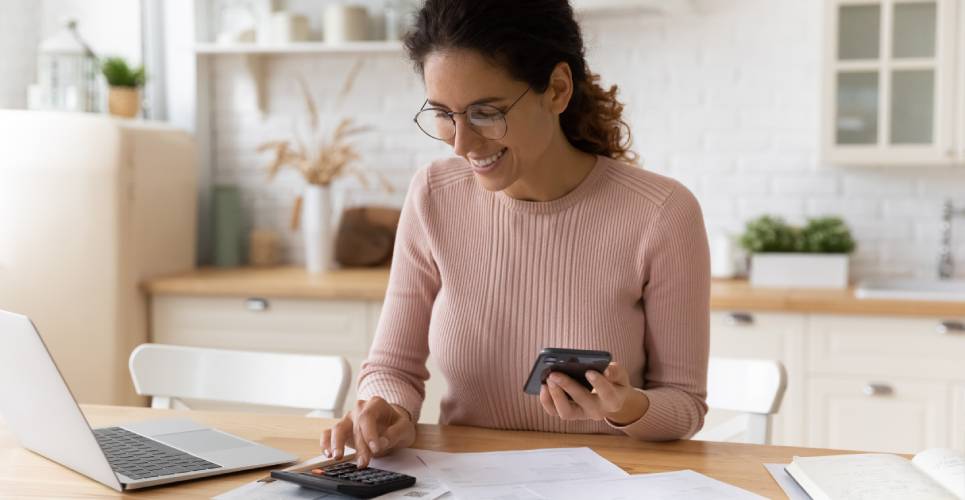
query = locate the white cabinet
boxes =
[808,376,948,453]
[822,0,963,165]
[806,313,965,453]
[952,383,965,450]
[708,311,806,445]
[150,295,446,423]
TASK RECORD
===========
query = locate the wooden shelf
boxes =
[194,41,404,55]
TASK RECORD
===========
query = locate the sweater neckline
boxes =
[493,155,607,214]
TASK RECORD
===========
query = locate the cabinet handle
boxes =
[245,298,270,312]
[726,312,755,326]
[936,320,965,334]
[863,383,894,397]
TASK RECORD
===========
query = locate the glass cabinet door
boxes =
[825,0,956,165]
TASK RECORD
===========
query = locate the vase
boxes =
[107,86,140,118]
[302,184,333,273]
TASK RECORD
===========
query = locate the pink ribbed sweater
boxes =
[357,155,710,441]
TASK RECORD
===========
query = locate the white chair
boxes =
[692,357,787,445]
[129,344,351,418]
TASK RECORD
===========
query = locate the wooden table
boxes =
[0,405,863,499]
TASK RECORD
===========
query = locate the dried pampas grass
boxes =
[257,61,393,192]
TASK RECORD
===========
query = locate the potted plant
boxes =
[740,215,856,289]
[101,57,145,118]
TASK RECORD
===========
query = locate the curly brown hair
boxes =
[403,0,636,163]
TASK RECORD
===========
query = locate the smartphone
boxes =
[523,348,612,396]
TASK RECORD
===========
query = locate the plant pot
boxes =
[302,184,333,274]
[749,253,849,289]
[108,86,140,118]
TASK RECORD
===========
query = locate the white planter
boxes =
[750,253,849,289]
[302,184,333,274]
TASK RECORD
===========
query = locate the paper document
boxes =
[763,464,810,500]
[416,447,627,500]
[523,469,767,500]
[214,448,448,500]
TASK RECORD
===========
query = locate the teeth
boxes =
[471,149,505,167]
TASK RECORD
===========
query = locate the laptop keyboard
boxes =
[93,427,220,480]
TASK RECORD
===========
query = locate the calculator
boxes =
[270,461,417,499]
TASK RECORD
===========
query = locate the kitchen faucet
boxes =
[938,199,965,279]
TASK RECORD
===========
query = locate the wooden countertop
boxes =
[143,266,965,317]
[0,404,862,498]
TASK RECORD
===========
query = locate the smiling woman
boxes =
[321,0,711,469]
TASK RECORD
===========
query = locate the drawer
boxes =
[808,314,965,379]
[151,295,373,355]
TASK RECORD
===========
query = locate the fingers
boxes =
[328,415,354,460]
[539,384,558,417]
[604,362,630,386]
[546,375,584,420]
[548,373,601,419]
[354,398,384,468]
[381,415,416,452]
[586,370,622,413]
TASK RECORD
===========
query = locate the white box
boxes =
[750,253,849,289]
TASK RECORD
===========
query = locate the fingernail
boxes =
[587,371,599,380]
[323,449,331,458]
[369,440,380,453]
[379,437,389,449]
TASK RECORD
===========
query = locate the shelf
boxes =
[195,41,404,116]
[572,0,694,15]
[194,41,404,55]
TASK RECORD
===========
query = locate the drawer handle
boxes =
[936,320,965,334]
[245,298,270,312]
[863,383,894,397]
[726,312,755,326]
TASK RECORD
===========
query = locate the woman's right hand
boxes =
[320,396,417,468]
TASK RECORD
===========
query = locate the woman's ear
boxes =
[544,61,574,115]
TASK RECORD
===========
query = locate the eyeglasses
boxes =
[413,87,531,141]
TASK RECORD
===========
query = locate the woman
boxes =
[322,0,710,467]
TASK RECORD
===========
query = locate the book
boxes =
[785,448,965,500]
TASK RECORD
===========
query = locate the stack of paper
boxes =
[216,446,767,500]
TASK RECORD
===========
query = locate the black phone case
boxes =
[523,348,612,395]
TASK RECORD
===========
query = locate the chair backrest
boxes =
[129,344,350,418]
[692,357,787,445]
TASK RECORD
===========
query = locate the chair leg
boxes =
[150,396,172,409]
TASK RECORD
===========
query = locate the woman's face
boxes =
[422,49,559,193]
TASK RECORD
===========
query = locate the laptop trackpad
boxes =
[154,429,254,454]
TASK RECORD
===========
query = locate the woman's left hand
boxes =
[538,362,648,425]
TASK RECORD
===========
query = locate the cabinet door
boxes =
[823,0,958,165]
[808,375,948,453]
[953,383,965,450]
[708,311,806,445]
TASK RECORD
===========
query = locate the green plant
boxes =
[101,57,145,88]
[739,215,857,254]
[797,216,856,253]
[739,215,798,253]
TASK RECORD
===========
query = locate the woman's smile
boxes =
[468,148,508,174]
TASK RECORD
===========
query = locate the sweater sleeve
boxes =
[609,183,710,440]
[356,167,440,422]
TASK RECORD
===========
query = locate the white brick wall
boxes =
[210,0,965,279]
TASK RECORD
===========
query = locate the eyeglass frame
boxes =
[413,86,531,141]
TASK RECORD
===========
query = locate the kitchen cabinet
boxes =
[151,295,447,423]
[708,311,806,445]
[807,376,948,453]
[953,383,965,450]
[822,0,963,165]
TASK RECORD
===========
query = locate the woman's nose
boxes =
[450,116,482,157]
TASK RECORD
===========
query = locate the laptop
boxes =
[0,309,298,491]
